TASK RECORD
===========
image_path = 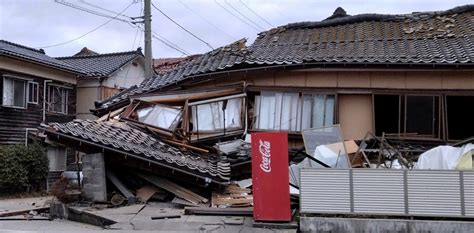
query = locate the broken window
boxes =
[2,77,26,108]
[254,91,335,132]
[374,94,440,138]
[374,94,400,135]
[446,95,474,140]
[405,95,439,136]
[137,104,181,130]
[190,97,243,132]
[48,85,68,114]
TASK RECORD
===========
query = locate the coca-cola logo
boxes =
[259,140,271,173]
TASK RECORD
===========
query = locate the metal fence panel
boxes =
[300,169,350,213]
[352,169,405,214]
[464,172,474,217]
[407,170,461,216]
[300,169,474,217]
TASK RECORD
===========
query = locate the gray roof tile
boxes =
[98,5,474,110]
[57,49,143,77]
[0,40,83,74]
[45,119,230,182]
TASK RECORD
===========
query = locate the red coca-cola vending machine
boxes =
[251,132,291,221]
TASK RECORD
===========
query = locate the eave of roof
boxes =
[41,119,230,184]
[56,49,144,77]
[94,4,474,111]
[0,40,85,75]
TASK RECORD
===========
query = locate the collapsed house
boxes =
[37,5,474,218]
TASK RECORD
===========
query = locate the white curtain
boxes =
[191,98,242,132]
[255,91,300,131]
[2,78,13,106]
[255,92,335,131]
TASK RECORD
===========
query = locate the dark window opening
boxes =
[374,94,440,138]
[374,95,399,135]
[447,96,474,140]
[406,96,439,137]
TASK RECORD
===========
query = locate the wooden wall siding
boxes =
[338,94,374,140]
[0,72,77,144]
[182,70,473,91]
[102,86,121,100]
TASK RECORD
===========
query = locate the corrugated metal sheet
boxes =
[464,172,474,217]
[300,169,350,213]
[300,169,474,217]
[352,170,405,214]
[407,170,461,216]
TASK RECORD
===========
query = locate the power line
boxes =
[129,23,191,56]
[54,0,131,23]
[238,0,274,27]
[178,0,237,41]
[151,1,214,50]
[79,0,134,19]
[152,33,190,56]
[224,0,265,30]
[213,0,260,32]
[38,2,134,49]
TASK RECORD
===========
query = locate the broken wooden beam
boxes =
[136,185,160,203]
[0,207,49,218]
[106,170,136,204]
[184,207,253,216]
[137,173,208,205]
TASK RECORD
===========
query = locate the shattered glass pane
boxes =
[301,125,350,168]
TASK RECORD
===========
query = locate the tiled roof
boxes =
[0,40,83,74]
[73,47,99,56]
[97,5,474,110]
[56,49,143,77]
[248,5,474,65]
[44,119,230,183]
[153,55,200,74]
[98,39,248,109]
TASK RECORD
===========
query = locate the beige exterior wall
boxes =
[76,85,99,120]
[103,58,146,89]
[338,94,374,140]
[0,57,77,84]
[77,58,145,120]
[244,70,473,90]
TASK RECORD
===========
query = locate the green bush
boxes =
[0,143,49,192]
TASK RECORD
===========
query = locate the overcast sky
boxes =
[1,0,472,58]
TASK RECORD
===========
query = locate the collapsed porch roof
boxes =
[41,119,230,184]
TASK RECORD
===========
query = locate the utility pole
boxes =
[143,0,153,78]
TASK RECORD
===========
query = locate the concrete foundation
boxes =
[300,216,474,233]
[82,153,107,202]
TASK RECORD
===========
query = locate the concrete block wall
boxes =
[82,153,107,202]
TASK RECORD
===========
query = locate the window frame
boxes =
[2,76,28,109]
[27,81,39,104]
[252,91,336,133]
[47,146,67,171]
[47,84,69,114]
[373,93,442,140]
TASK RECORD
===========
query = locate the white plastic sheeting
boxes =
[138,105,181,129]
[290,125,350,187]
[414,143,474,169]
